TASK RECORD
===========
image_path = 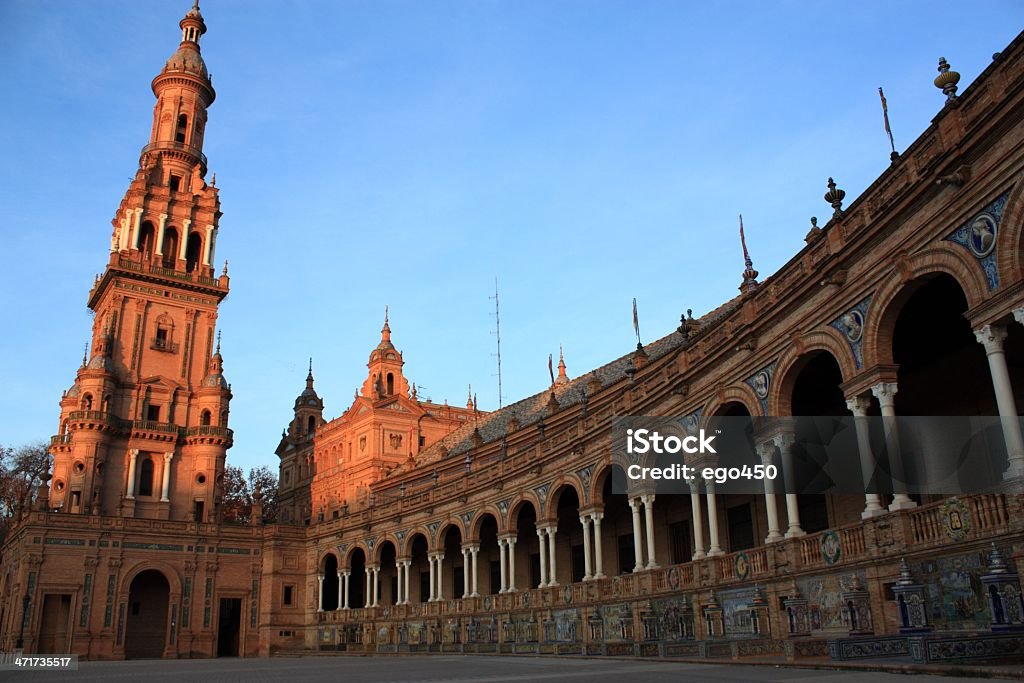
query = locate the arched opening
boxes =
[705,401,762,553]
[348,548,367,608]
[788,351,849,533]
[307,415,316,435]
[378,540,398,606]
[408,534,430,603]
[82,393,93,411]
[512,501,541,588]
[441,525,463,599]
[175,114,188,144]
[161,228,179,269]
[101,394,111,412]
[185,233,202,273]
[321,554,339,611]
[475,514,500,595]
[124,569,170,659]
[201,410,212,426]
[552,485,584,584]
[137,221,156,261]
[137,457,155,497]
[595,466,634,574]
[890,274,1014,494]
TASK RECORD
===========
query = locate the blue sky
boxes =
[2,1,1022,472]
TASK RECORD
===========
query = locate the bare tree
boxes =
[220,463,279,524]
[0,441,52,541]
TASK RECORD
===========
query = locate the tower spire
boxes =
[739,214,759,294]
[381,305,391,343]
[555,345,569,385]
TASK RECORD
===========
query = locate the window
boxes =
[386,373,394,396]
[193,500,205,522]
[670,521,692,564]
[726,504,754,552]
[71,490,81,511]
[307,416,316,435]
[169,174,181,193]
[283,585,294,606]
[137,457,155,497]
[82,393,93,411]
[201,410,212,426]
[175,114,187,143]
[146,405,161,422]
[161,228,179,269]
[185,232,202,273]
[155,327,168,349]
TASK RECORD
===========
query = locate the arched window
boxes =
[137,221,155,260]
[102,394,111,412]
[185,232,202,273]
[201,409,212,426]
[162,227,178,269]
[175,114,188,144]
[386,373,394,396]
[307,415,316,435]
[138,457,155,497]
[220,410,228,426]
[82,393,93,411]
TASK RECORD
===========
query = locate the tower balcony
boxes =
[139,140,207,175]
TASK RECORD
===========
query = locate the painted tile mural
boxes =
[600,603,633,641]
[551,608,581,642]
[795,572,865,633]
[911,549,993,631]
[650,595,695,640]
[719,586,758,635]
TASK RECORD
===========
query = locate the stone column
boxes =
[756,442,783,542]
[179,219,191,261]
[688,480,706,559]
[365,568,372,607]
[591,512,606,579]
[317,575,325,612]
[469,545,480,597]
[579,515,593,581]
[337,570,344,610]
[705,481,723,555]
[125,449,139,499]
[370,565,380,607]
[628,497,645,571]
[775,433,806,535]
[203,225,215,266]
[403,560,412,605]
[546,527,558,586]
[641,494,658,569]
[155,213,168,256]
[131,207,143,249]
[341,571,350,609]
[507,536,517,592]
[461,546,471,597]
[160,452,174,503]
[498,539,509,592]
[846,395,886,518]
[977,324,1024,480]
[428,555,437,601]
[536,528,549,587]
[871,383,916,510]
[436,553,445,601]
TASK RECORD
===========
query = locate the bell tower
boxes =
[361,307,410,400]
[50,2,232,523]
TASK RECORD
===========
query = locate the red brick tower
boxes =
[50,1,232,523]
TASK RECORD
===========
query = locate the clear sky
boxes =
[2,1,1023,472]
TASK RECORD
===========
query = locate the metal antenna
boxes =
[490,277,505,408]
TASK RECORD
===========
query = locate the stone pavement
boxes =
[0,655,1002,683]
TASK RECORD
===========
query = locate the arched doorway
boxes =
[321,554,339,611]
[124,570,170,659]
[348,548,366,608]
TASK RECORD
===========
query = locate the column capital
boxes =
[1013,307,1024,326]
[367,563,380,572]
[845,395,872,416]
[975,323,1009,353]
[462,542,480,552]
[628,496,643,511]
[771,432,796,450]
[129,448,139,458]
[870,382,898,407]
[589,511,604,523]
[317,575,325,583]
[497,532,517,542]
[754,441,776,463]
[687,478,702,494]
[163,451,174,462]
[639,492,656,505]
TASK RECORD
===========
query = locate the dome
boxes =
[163,44,209,79]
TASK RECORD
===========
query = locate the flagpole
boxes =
[878,87,899,162]
[632,297,642,350]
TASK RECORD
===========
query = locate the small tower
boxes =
[361,307,410,400]
[554,346,569,386]
[293,359,324,438]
